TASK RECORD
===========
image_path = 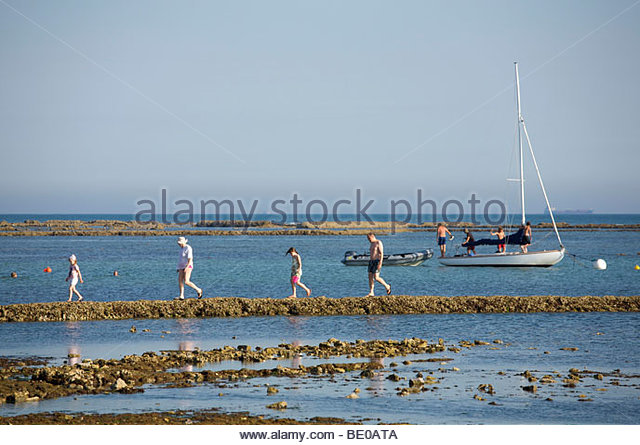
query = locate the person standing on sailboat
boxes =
[436,223,453,258]
[491,227,506,253]
[365,233,391,297]
[463,229,476,256]
[520,222,532,253]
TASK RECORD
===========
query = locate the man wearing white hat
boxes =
[175,237,203,300]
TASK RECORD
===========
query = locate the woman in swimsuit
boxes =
[66,254,84,302]
[286,247,311,298]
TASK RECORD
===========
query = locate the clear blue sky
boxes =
[1,0,639,214]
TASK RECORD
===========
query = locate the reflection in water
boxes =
[177,319,196,372]
[291,340,301,369]
[65,322,81,365]
[364,316,391,337]
[367,357,385,394]
[285,317,304,368]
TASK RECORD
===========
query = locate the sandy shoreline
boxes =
[1,295,639,323]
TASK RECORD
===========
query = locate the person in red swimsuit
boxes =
[491,227,506,253]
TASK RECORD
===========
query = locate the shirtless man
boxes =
[436,223,453,258]
[520,221,532,253]
[365,233,391,297]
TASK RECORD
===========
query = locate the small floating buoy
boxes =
[43,267,52,273]
[635,264,640,271]
[592,259,607,270]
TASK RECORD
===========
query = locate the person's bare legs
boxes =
[440,244,446,258]
[287,277,297,298]
[365,272,375,297]
[68,285,82,302]
[375,273,391,295]
[177,269,186,299]
[297,280,311,297]
[183,268,202,297]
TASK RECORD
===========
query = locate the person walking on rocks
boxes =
[285,247,311,298]
[365,233,391,297]
[175,237,203,300]
[66,254,84,302]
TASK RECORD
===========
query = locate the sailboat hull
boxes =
[439,248,564,267]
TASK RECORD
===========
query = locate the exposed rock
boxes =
[266,401,287,410]
[6,391,30,403]
[359,370,376,379]
[112,378,127,391]
[477,384,495,395]
[540,375,556,384]
[2,295,639,323]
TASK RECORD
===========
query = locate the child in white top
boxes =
[175,237,203,300]
[66,254,84,302]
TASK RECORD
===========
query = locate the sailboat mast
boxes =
[514,62,525,226]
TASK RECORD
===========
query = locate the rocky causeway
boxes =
[1,295,638,323]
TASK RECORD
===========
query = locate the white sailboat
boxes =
[440,62,565,267]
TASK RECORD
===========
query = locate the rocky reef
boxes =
[0,338,445,405]
[1,295,638,323]
[1,337,637,424]
[1,219,638,237]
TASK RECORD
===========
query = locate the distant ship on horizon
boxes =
[544,208,594,215]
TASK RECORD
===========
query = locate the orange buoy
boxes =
[44,267,52,273]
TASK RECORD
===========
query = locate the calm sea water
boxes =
[0,312,638,424]
[0,229,638,304]
[0,214,639,424]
